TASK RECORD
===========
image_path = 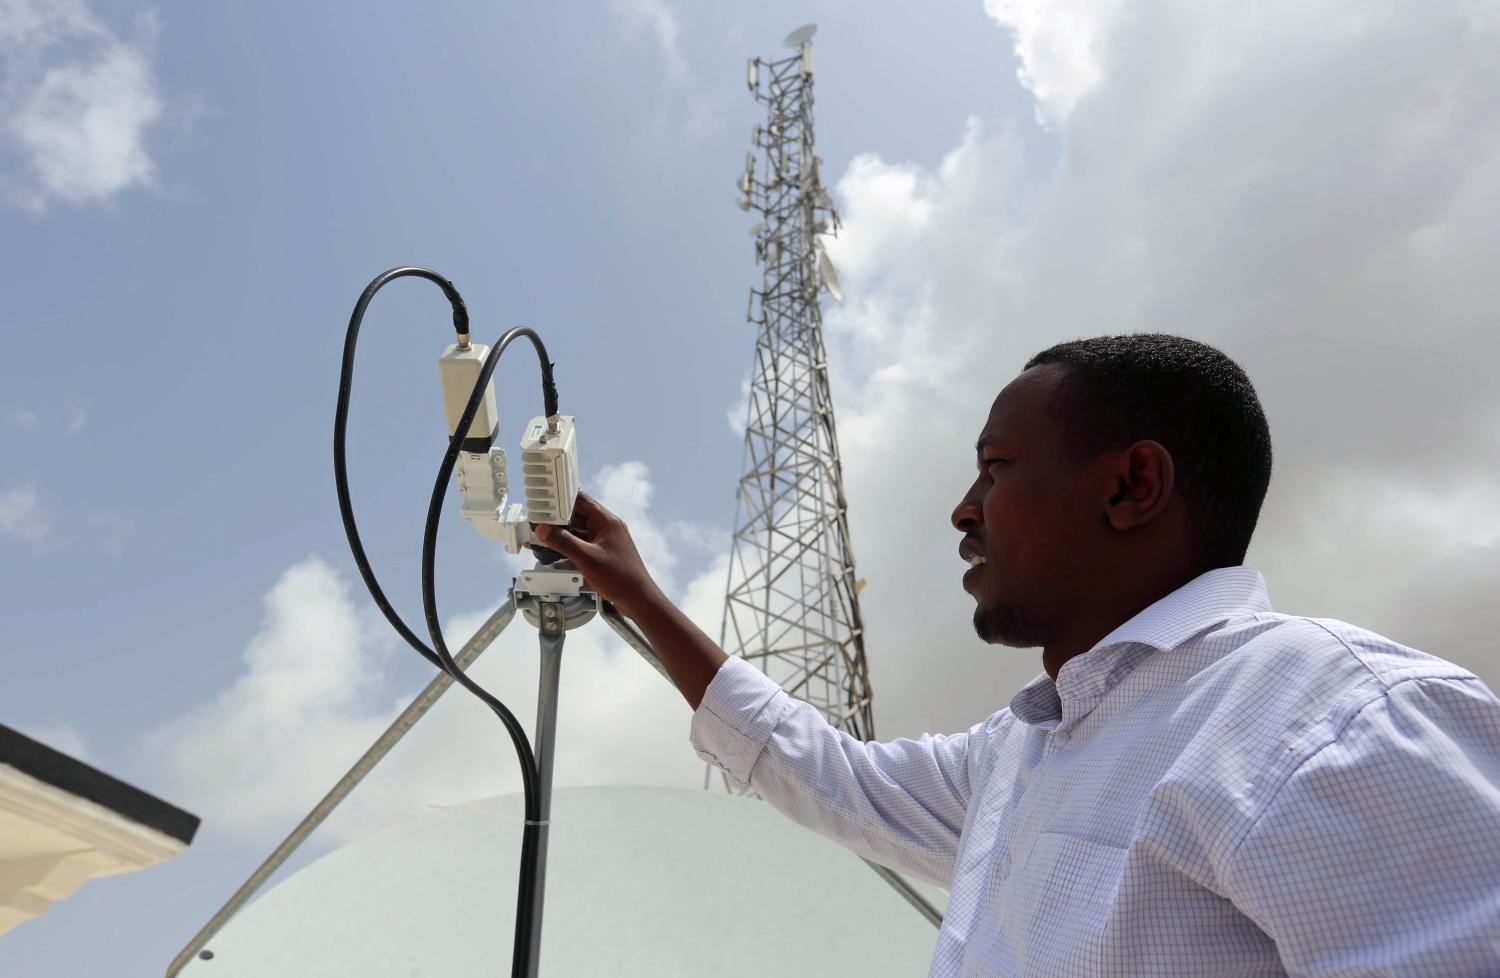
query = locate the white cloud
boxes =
[593,460,677,591]
[610,0,685,80]
[724,368,756,437]
[0,0,164,209]
[1255,478,1500,679]
[145,463,723,845]
[0,484,49,545]
[984,0,1125,127]
[608,0,719,141]
[144,556,398,837]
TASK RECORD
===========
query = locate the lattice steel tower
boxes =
[722,24,875,740]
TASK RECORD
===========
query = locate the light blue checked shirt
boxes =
[690,566,1500,976]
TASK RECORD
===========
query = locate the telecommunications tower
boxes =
[722,24,875,741]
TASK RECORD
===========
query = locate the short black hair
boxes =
[1024,333,1273,569]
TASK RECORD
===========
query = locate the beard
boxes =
[972,598,1048,648]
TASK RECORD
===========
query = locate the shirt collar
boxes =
[1009,565,1273,726]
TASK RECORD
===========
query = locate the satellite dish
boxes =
[736,198,753,212]
[747,59,758,91]
[818,249,843,302]
[176,788,943,977]
[815,190,835,210]
[736,172,751,194]
[749,222,765,238]
[784,23,817,48]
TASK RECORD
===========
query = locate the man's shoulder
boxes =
[1179,612,1489,787]
[1140,614,1493,850]
[1222,612,1477,691]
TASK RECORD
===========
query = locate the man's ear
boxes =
[1104,440,1175,531]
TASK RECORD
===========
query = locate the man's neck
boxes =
[1040,566,1201,678]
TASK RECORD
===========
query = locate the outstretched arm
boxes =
[535,492,977,886]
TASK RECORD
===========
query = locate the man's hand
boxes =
[532,491,667,622]
[533,490,727,708]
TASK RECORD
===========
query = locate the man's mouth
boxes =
[959,538,987,574]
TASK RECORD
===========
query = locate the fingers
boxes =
[571,490,620,529]
[571,490,603,518]
[534,523,595,561]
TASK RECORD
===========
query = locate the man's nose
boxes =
[951,486,982,532]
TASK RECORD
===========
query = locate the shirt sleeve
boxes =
[1223,675,1500,976]
[689,656,980,888]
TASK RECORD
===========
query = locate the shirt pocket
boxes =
[1002,832,1128,978]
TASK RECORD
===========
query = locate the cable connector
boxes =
[540,360,560,420]
[450,297,469,335]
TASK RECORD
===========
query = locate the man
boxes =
[534,334,1500,976]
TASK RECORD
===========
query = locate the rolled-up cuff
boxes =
[689,656,792,791]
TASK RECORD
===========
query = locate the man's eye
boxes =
[984,458,1010,468]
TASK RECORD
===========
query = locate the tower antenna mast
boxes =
[723,23,875,742]
[723,26,941,927]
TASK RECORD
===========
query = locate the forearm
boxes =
[690,656,974,886]
[618,588,727,710]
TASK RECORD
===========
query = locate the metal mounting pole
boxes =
[863,859,943,926]
[599,603,669,681]
[518,601,566,978]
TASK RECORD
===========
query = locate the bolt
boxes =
[199,950,215,961]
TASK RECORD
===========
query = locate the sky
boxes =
[2,0,1499,974]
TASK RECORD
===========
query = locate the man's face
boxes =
[951,364,1100,648]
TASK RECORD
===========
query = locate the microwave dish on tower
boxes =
[783,23,817,48]
[817,246,844,302]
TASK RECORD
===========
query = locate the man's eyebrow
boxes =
[976,435,1017,458]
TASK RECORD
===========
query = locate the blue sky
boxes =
[5,0,1500,975]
